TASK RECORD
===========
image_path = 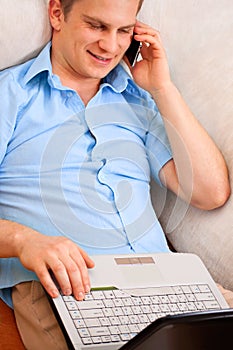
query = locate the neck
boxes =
[60,75,101,105]
[51,50,101,105]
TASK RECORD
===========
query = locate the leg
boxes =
[12,281,69,350]
[217,283,233,307]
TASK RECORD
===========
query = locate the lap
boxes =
[12,281,68,350]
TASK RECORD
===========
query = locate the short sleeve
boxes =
[145,109,173,186]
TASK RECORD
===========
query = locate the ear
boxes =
[48,0,64,31]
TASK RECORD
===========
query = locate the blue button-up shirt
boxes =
[0,42,172,306]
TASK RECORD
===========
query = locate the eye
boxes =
[88,22,105,30]
[118,28,134,35]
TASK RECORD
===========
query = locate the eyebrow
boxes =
[82,14,136,30]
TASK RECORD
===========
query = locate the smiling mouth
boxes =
[88,50,111,62]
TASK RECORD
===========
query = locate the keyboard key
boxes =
[84,318,101,327]
[120,334,131,341]
[122,307,133,315]
[138,314,149,323]
[131,306,142,314]
[187,302,197,311]
[103,299,114,308]
[123,298,134,306]
[114,299,124,307]
[92,291,105,299]
[63,295,74,301]
[111,335,121,342]
[103,290,115,299]
[186,293,196,302]
[190,285,200,293]
[92,337,102,344]
[81,337,92,345]
[173,286,183,294]
[181,285,192,294]
[203,300,221,309]
[65,302,77,310]
[199,284,211,293]
[150,295,160,304]
[89,327,110,337]
[102,336,112,343]
[70,310,82,319]
[80,309,104,318]
[132,297,142,305]
[128,315,139,324]
[120,316,129,325]
[99,317,111,326]
[141,296,151,305]
[128,324,139,333]
[77,300,104,310]
[103,308,114,317]
[119,325,130,334]
[109,317,121,325]
[178,303,188,311]
[195,293,215,301]
[178,294,187,302]
[114,290,130,298]
[109,326,120,335]
[78,328,90,338]
[113,307,124,316]
[74,319,86,328]
[84,294,93,301]
[195,302,205,310]
[168,294,179,303]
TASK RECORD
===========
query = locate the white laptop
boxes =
[49,252,229,350]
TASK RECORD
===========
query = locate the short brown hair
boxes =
[60,0,144,19]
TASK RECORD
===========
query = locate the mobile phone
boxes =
[125,36,141,66]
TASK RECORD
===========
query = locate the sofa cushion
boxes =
[139,1,233,290]
[0,0,51,70]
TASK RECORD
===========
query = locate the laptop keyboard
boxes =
[63,284,221,346]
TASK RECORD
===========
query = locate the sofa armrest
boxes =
[0,299,25,349]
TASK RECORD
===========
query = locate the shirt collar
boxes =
[23,41,52,86]
[102,62,133,93]
[22,41,134,93]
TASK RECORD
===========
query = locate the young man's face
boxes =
[50,0,140,82]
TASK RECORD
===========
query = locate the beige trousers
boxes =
[12,281,69,350]
[12,281,233,350]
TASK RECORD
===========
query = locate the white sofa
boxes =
[1,0,233,293]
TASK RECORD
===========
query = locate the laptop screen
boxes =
[120,309,233,350]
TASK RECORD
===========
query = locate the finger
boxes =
[35,264,60,298]
[78,246,95,269]
[135,20,160,35]
[138,41,150,60]
[70,248,94,298]
[49,257,74,296]
[66,258,87,300]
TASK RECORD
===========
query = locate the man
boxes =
[0,0,231,349]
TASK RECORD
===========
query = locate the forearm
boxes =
[0,219,28,258]
[0,218,94,299]
[152,82,231,209]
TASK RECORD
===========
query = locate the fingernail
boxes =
[64,289,72,296]
[51,289,59,298]
[85,285,90,293]
[78,292,84,300]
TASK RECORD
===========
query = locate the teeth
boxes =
[94,53,108,61]
[96,56,108,61]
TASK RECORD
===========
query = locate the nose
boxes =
[98,31,119,54]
